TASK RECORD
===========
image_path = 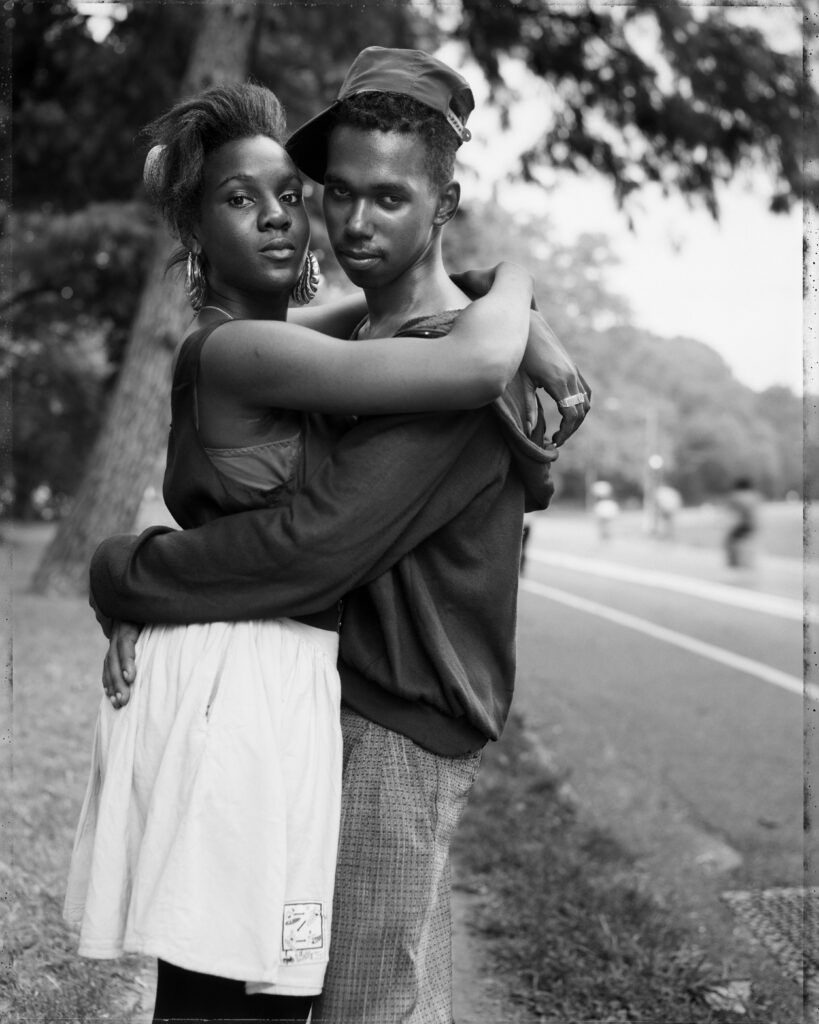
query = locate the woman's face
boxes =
[193,135,309,310]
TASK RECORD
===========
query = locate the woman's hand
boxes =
[524,311,591,446]
[101,620,141,708]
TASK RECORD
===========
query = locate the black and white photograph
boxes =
[2,1,816,1021]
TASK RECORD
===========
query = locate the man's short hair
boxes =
[331,92,459,190]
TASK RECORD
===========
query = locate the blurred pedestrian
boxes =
[725,476,760,567]
[653,484,682,540]
[591,480,619,540]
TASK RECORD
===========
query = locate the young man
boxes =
[93,48,589,1023]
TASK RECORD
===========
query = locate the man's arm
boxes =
[91,410,504,626]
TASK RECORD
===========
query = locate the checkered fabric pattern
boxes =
[311,707,482,1024]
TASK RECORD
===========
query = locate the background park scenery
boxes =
[3,1,818,1022]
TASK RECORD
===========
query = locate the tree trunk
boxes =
[31,1,259,595]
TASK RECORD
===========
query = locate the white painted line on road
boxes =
[525,548,807,621]
[520,579,817,701]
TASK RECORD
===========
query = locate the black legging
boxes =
[152,959,313,1023]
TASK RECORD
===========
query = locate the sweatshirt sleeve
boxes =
[90,410,503,625]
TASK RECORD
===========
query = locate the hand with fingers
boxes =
[450,266,590,446]
[524,310,591,447]
[102,620,141,708]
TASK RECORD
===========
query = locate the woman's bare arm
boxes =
[287,292,367,339]
[201,262,533,415]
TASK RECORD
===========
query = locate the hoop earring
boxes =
[186,251,207,311]
[290,251,320,306]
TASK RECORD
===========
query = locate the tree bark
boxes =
[31,1,259,595]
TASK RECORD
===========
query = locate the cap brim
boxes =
[285,103,339,184]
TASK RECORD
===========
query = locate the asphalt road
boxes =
[514,504,812,899]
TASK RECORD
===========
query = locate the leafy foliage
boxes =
[565,328,799,504]
[10,0,195,211]
[8,201,156,358]
[456,0,815,214]
[10,1,813,216]
[3,203,155,516]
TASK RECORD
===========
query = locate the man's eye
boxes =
[281,191,303,206]
[379,195,402,208]
[327,186,349,200]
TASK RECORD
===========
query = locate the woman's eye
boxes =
[281,191,303,206]
[228,194,252,208]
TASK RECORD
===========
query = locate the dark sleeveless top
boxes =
[162,322,339,632]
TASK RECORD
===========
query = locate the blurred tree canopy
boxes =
[9,0,432,214]
[10,1,815,215]
[456,0,816,214]
[445,202,805,504]
[4,0,811,530]
[11,1,197,209]
[5,203,155,517]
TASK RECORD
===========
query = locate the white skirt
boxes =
[63,618,342,996]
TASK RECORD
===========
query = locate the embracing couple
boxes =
[64,46,590,1024]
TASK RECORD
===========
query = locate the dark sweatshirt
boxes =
[90,311,557,755]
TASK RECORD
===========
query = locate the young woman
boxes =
[63,82,538,1023]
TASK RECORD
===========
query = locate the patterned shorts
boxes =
[311,707,482,1024]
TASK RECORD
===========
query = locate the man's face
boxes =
[323,125,442,290]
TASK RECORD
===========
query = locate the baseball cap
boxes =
[286,46,474,183]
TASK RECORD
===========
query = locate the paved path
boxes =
[513,503,810,1014]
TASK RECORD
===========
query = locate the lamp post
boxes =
[642,405,664,532]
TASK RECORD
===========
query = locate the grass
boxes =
[1,523,151,1023]
[452,712,802,1023]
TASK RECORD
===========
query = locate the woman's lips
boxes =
[260,240,296,260]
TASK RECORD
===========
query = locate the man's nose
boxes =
[346,200,373,237]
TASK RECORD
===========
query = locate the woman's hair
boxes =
[143,82,288,244]
[331,92,459,190]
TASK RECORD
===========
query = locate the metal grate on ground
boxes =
[721,887,818,1006]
